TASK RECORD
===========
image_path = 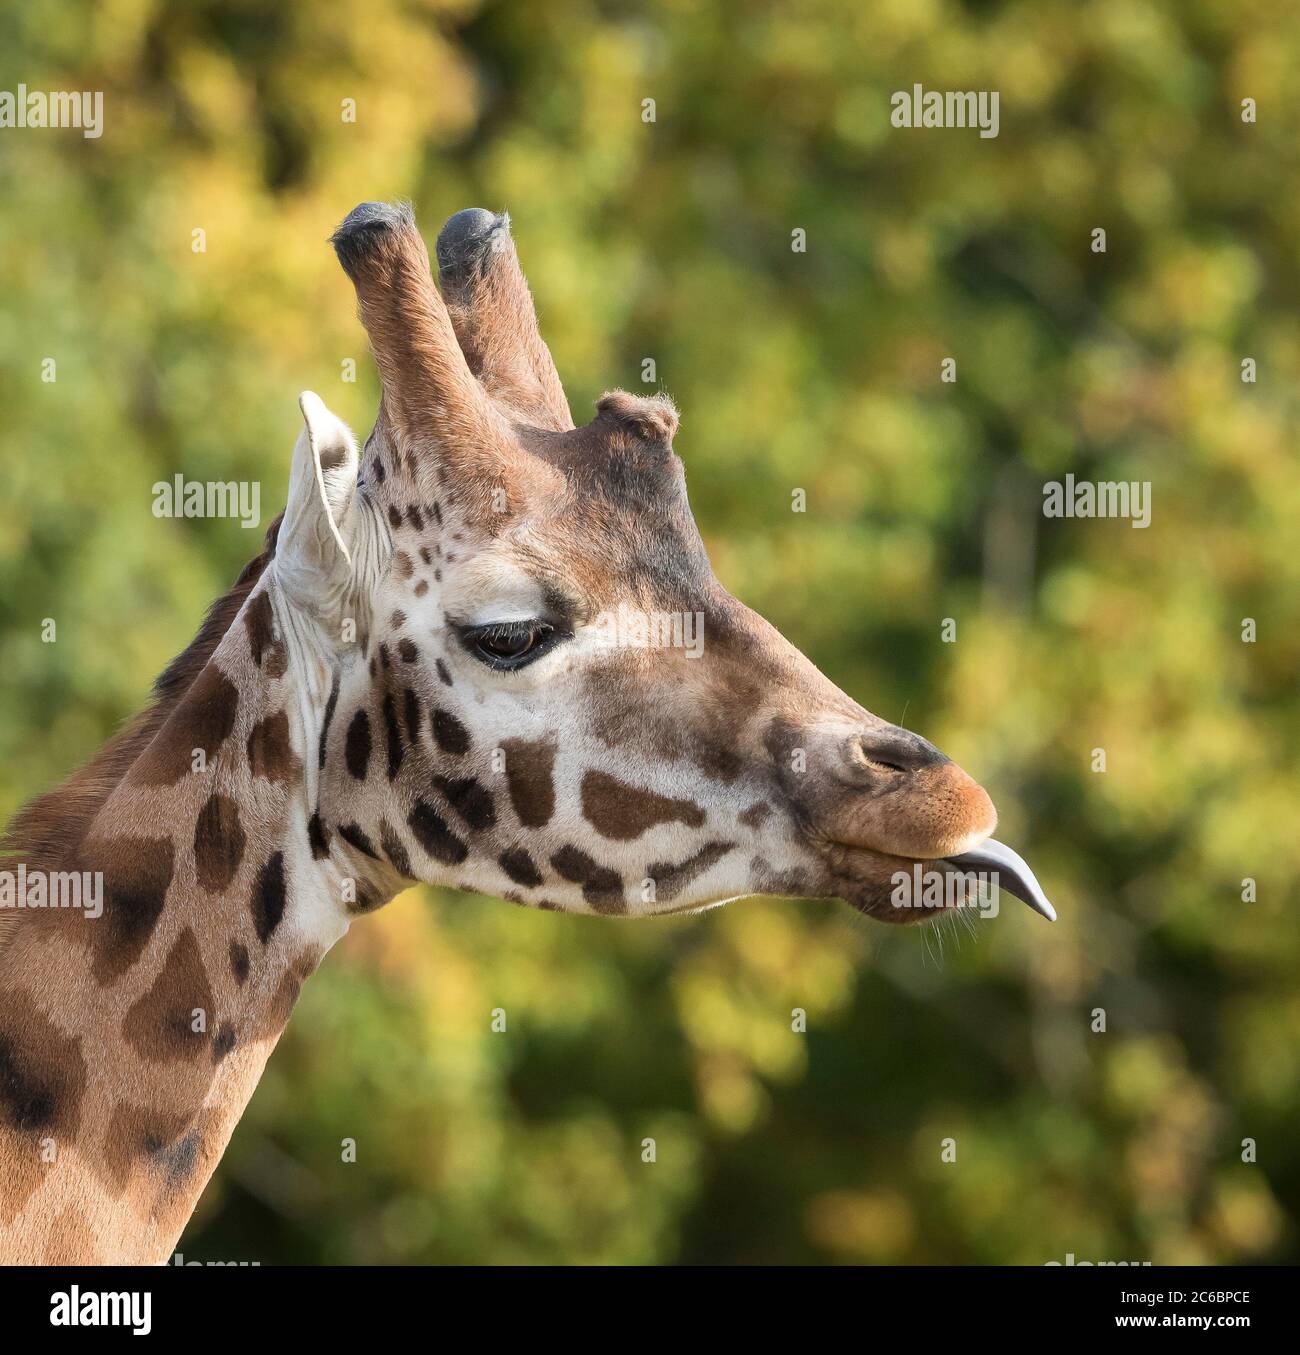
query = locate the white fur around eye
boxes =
[439,552,549,629]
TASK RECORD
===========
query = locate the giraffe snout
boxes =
[778,715,997,861]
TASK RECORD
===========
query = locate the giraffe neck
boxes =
[0,570,394,1264]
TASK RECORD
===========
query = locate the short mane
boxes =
[0,515,283,892]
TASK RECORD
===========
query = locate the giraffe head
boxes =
[278,201,1054,926]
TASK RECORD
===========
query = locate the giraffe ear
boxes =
[276,391,360,611]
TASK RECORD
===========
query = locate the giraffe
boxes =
[0,202,1054,1265]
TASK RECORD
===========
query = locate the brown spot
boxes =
[380,821,413,878]
[263,641,288,679]
[408,801,468,865]
[646,841,735,903]
[499,848,543,888]
[433,775,496,831]
[435,658,452,686]
[243,590,275,666]
[318,673,339,771]
[345,709,372,779]
[213,1024,237,1063]
[388,505,403,530]
[394,550,414,580]
[247,710,300,785]
[739,801,772,829]
[750,857,810,898]
[0,990,87,1224]
[694,740,743,783]
[338,823,379,859]
[414,580,429,598]
[398,637,419,663]
[102,1102,197,1194]
[391,609,407,629]
[402,688,421,744]
[230,940,250,985]
[581,770,705,841]
[501,738,556,828]
[131,665,239,785]
[250,948,321,1041]
[383,693,404,780]
[308,812,330,859]
[123,927,215,1062]
[194,792,246,893]
[550,846,624,913]
[347,885,383,914]
[251,852,286,944]
[431,707,470,756]
[83,835,176,983]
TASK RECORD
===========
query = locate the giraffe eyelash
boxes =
[456,619,568,671]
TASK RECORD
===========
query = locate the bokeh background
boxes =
[2,0,1298,1264]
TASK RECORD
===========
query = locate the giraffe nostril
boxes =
[849,726,949,778]
[864,757,907,775]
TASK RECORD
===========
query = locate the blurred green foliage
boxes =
[2,0,1298,1264]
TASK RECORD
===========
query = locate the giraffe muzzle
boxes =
[776,715,1058,922]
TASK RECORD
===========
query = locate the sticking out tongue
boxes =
[944,839,1057,921]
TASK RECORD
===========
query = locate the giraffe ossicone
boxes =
[0,201,1053,1264]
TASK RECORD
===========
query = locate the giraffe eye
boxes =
[461,620,562,671]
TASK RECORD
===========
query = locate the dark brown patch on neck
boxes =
[0,990,88,1225]
[130,664,240,786]
[243,590,276,666]
[194,793,247,894]
[250,853,287,945]
[81,835,177,984]
[123,927,216,1063]
[246,710,301,785]
[230,940,250,985]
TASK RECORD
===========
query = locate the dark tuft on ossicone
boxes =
[330,200,418,279]
[435,207,510,289]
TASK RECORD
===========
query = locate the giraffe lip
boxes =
[942,838,1057,921]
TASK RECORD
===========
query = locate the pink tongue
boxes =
[945,839,1057,921]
